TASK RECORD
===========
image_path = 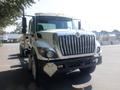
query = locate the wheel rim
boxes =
[31,56,36,80]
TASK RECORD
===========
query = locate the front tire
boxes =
[20,46,24,57]
[28,54,32,71]
[80,65,96,74]
[31,53,40,83]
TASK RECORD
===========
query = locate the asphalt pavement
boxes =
[0,43,120,90]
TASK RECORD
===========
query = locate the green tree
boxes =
[14,22,22,34]
[0,0,35,29]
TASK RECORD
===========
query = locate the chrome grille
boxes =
[58,35,95,56]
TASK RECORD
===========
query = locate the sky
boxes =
[5,0,120,32]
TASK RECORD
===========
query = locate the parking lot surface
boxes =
[0,43,120,90]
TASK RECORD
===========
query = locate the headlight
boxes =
[37,47,46,56]
[46,50,55,58]
[37,47,56,58]
[97,47,101,53]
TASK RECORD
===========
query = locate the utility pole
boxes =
[22,8,27,51]
[22,8,27,34]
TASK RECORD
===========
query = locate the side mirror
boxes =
[78,21,81,30]
[22,17,27,34]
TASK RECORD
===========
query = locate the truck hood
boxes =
[36,29,95,50]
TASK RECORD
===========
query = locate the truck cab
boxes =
[21,13,102,81]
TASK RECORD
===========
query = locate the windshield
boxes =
[35,16,77,31]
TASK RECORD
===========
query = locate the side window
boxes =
[29,20,35,33]
[73,20,79,29]
[67,21,73,29]
[31,21,34,33]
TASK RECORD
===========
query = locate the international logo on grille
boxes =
[75,32,81,38]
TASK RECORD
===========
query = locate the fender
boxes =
[33,39,54,51]
[32,39,55,60]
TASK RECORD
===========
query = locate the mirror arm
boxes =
[78,21,81,30]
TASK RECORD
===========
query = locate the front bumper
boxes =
[38,56,102,72]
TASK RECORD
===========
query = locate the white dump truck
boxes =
[20,13,102,82]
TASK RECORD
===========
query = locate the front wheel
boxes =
[80,65,96,74]
[20,46,24,57]
[27,54,32,71]
[31,54,40,83]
